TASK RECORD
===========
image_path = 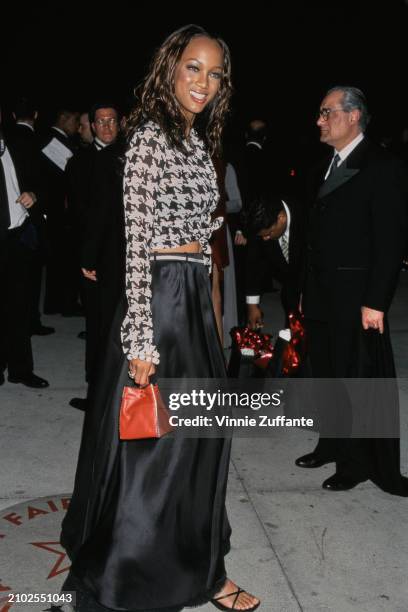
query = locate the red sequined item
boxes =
[282,312,306,376]
[230,327,274,370]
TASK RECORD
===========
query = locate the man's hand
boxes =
[234,231,247,246]
[128,358,156,387]
[361,306,384,334]
[17,191,36,209]
[247,304,263,330]
[82,268,97,282]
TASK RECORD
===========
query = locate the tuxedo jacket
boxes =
[242,143,268,201]
[7,124,47,234]
[245,199,305,313]
[8,124,42,183]
[303,138,408,324]
[230,142,269,237]
[81,140,126,292]
[40,128,76,224]
[0,141,42,243]
[66,142,100,242]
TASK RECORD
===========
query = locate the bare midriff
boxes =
[152,241,201,254]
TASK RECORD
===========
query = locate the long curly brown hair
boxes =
[126,24,232,155]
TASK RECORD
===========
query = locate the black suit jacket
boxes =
[241,142,268,204]
[7,124,47,236]
[0,141,42,244]
[245,199,305,313]
[303,138,408,323]
[230,142,269,237]
[66,142,100,244]
[81,140,126,292]
[8,124,42,176]
[40,128,76,224]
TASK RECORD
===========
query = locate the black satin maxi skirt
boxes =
[61,254,232,611]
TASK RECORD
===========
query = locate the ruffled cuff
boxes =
[125,343,160,365]
[211,215,224,232]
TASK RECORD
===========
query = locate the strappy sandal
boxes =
[211,587,260,611]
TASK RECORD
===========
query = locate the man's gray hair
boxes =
[326,86,370,131]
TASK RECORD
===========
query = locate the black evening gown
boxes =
[61,254,231,611]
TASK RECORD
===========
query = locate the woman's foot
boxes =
[212,578,260,610]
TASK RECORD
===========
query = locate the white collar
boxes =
[246,141,262,150]
[52,126,68,138]
[94,137,108,149]
[335,132,364,163]
[17,121,34,132]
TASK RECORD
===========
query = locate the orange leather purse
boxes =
[119,383,173,440]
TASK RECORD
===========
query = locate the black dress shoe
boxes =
[295,452,334,468]
[322,473,365,491]
[8,373,49,388]
[69,397,88,411]
[31,324,55,336]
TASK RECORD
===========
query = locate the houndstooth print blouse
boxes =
[121,120,222,364]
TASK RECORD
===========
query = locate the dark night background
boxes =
[2,0,408,176]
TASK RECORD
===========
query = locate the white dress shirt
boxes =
[246,200,291,305]
[94,137,108,150]
[324,132,365,179]
[0,147,28,230]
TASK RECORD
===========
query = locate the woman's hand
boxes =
[128,358,156,386]
[361,306,384,334]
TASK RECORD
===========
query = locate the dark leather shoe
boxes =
[322,474,365,491]
[295,452,334,468]
[69,397,88,411]
[8,373,49,388]
[31,324,55,336]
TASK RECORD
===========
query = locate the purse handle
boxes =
[126,373,158,389]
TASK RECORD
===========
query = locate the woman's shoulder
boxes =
[126,121,169,168]
[128,120,166,148]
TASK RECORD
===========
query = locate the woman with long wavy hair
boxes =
[60,25,260,612]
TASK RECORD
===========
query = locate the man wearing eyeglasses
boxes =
[296,86,408,495]
[66,103,120,243]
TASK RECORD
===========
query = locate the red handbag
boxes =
[119,383,173,440]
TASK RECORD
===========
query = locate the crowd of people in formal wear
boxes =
[1,24,408,610]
